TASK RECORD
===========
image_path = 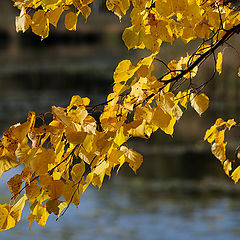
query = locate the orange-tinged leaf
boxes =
[152,107,171,129]
[39,174,64,199]
[7,174,23,200]
[47,6,63,27]
[31,148,55,175]
[66,131,87,145]
[63,180,83,207]
[190,93,209,116]
[31,10,49,39]
[26,182,41,203]
[194,22,212,39]
[65,11,79,31]
[108,148,124,164]
[46,199,67,216]
[160,115,176,136]
[21,167,32,185]
[80,5,91,21]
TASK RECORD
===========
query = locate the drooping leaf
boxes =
[190,93,209,116]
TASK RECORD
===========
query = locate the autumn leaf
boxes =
[31,10,49,39]
[16,8,31,33]
[232,166,240,184]
[7,174,23,200]
[0,194,27,231]
[190,93,209,116]
[216,52,223,74]
[65,11,79,31]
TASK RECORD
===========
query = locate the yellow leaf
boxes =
[122,26,144,49]
[94,161,109,176]
[108,148,124,164]
[194,22,212,39]
[176,91,189,109]
[114,126,128,146]
[113,59,138,83]
[10,194,28,223]
[65,11,79,31]
[223,160,232,177]
[216,52,223,74]
[0,206,10,230]
[106,0,130,19]
[63,180,83,207]
[126,119,148,138]
[143,34,162,53]
[226,119,236,130]
[42,0,61,10]
[120,146,143,173]
[31,10,49,39]
[66,131,87,145]
[160,114,176,135]
[31,148,55,175]
[0,194,27,231]
[211,142,226,163]
[29,204,50,228]
[231,166,240,183]
[47,6,63,27]
[0,155,19,178]
[204,118,225,143]
[52,106,79,131]
[80,5,91,21]
[190,93,209,116]
[71,162,85,182]
[152,107,171,129]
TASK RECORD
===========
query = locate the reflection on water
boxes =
[2,176,240,240]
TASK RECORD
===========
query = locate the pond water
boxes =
[2,176,240,240]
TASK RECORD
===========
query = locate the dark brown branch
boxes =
[159,23,240,84]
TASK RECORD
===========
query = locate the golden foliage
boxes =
[3,0,240,231]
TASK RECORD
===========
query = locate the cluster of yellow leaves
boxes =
[7,0,240,231]
[204,118,240,181]
[0,51,210,230]
[121,0,240,53]
[13,0,240,42]
[0,195,27,231]
[14,0,94,39]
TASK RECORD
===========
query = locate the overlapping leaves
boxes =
[5,0,240,231]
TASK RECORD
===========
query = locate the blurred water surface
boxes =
[2,176,240,240]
